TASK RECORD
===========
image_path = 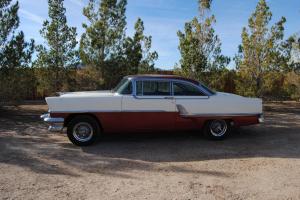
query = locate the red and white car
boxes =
[41,75,263,146]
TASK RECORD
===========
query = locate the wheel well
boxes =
[204,118,234,127]
[64,113,102,130]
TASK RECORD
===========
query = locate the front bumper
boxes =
[40,113,64,132]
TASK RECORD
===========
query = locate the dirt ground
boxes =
[0,102,300,200]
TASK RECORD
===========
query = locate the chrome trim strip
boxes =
[47,110,262,116]
[122,110,173,113]
[50,110,121,113]
[49,110,174,113]
[180,113,262,117]
[132,95,174,100]
[132,94,209,100]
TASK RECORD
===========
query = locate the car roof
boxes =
[125,74,200,85]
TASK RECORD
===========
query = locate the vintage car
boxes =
[41,75,263,146]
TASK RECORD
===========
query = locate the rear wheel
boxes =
[67,115,101,146]
[204,119,230,140]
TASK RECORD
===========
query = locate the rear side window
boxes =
[173,82,205,96]
[136,81,171,96]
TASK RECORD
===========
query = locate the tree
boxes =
[0,0,34,69]
[281,34,300,100]
[235,0,286,97]
[35,0,79,94]
[80,0,127,88]
[281,34,300,73]
[177,0,230,85]
[199,0,212,10]
[0,0,35,102]
[124,18,158,74]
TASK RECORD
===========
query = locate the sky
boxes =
[18,0,300,69]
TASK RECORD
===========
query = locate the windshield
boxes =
[113,78,132,94]
[199,83,216,95]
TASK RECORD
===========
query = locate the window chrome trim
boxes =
[131,77,211,97]
[132,95,174,100]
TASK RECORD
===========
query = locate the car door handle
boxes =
[164,97,174,99]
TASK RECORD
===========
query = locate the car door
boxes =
[172,81,210,130]
[121,79,176,132]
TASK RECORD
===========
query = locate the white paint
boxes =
[46,90,262,115]
[122,95,176,112]
[175,92,262,116]
[46,91,122,113]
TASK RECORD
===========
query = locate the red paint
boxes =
[50,112,259,133]
[121,112,176,132]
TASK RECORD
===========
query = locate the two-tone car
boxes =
[41,75,263,146]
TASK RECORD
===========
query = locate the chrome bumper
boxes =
[258,114,264,123]
[40,113,64,132]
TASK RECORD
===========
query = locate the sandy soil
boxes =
[0,102,300,200]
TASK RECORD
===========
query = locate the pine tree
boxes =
[280,34,300,100]
[235,0,286,97]
[0,0,34,69]
[124,18,158,74]
[177,0,229,84]
[35,0,79,93]
[281,34,300,73]
[80,0,127,88]
[0,0,35,102]
[199,0,212,10]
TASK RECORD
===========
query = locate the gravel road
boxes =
[0,102,300,200]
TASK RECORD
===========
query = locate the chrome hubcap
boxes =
[73,122,93,142]
[210,120,227,137]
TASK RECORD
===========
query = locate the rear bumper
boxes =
[40,113,64,132]
[258,114,264,123]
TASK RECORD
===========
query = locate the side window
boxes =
[173,82,205,96]
[136,81,143,96]
[136,81,171,96]
[119,80,132,95]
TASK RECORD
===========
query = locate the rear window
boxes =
[173,82,205,96]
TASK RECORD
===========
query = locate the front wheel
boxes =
[67,115,101,146]
[204,119,230,140]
